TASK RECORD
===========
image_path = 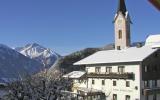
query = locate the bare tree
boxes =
[2,72,73,100]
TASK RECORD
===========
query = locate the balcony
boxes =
[143,88,160,95]
[76,87,106,100]
[87,72,134,80]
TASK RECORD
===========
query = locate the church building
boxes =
[63,0,160,100]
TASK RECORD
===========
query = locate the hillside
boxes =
[48,48,100,77]
[0,44,43,82]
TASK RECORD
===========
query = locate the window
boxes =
[117,46,121,50]
[154,53,158,58]
[147,65,151,72]
[95,67,101,73]
[113,81,116,86]
[92,80,95,85]
[126,81,130,87]
[102,80,105,85]
[145,95,149,100]
[152,80,157,87]
[126,95,130,100]
[153,94,157,100]
[78,80,82,83]
[153,65,158,72]
[144,80,149,88]
[144,66,148,72]
[106,67,112,74]
[118,30,122,39]
[118,66,125,74]
[113,94,117,100]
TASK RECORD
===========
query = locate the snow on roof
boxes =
[145,34,160,45]
[63,71,86,79]
[74,46,158,65]
[151,43,160,48]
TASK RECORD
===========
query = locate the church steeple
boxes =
[117,0,127,16]
[114,0,131,50]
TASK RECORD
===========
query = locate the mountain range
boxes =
[0,42,144,82]
[15,43,60,68]
[0,44,43,82]
[0,43,60,83]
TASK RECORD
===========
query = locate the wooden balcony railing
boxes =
[87,72,134,80]
[143,87,160,95]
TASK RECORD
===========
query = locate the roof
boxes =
[151,43,160,48]
[117,0,127,16]
[63,71,86,79]
[145,34,160,45]
[74,46,158,65]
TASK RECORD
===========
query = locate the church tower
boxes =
[114,0,131,50]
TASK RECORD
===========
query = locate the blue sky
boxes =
[0,0,159,55]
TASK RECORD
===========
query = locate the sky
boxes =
[0,0,159,55]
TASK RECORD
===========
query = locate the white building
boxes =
[63,0,160,100]
[72,45,160,100]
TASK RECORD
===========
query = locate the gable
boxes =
[143,49,160,65]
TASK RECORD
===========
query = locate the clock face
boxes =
[117,20,122,24]
[117,19,122,28]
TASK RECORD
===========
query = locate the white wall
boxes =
[72,64,160,100]
[84,64,141,100]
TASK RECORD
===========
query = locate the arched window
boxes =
[118,30,122,39]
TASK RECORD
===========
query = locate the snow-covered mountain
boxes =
[0,44,43,82]
[15,43,60,68]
